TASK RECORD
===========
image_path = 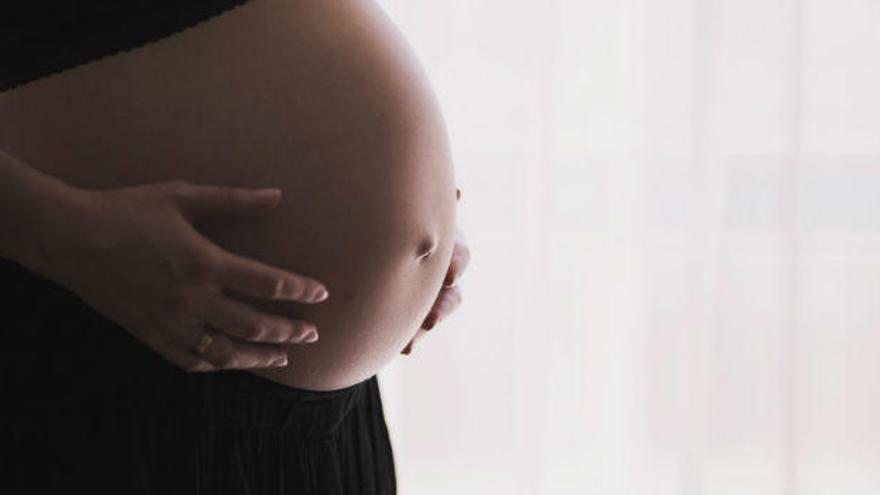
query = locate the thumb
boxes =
[174,184,283,223]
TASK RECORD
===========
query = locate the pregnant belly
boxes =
[0,0,458,391]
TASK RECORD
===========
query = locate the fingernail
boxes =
[271,355,288,367]
[313,287,329,302]
[293,325,316,342]
[304,329,319,343]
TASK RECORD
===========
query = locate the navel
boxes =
[416,235,438,261]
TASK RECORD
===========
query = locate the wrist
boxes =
[4,177,95,283]
[0,150,103,285]
[32,183,100,282]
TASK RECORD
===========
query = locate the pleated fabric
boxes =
[1,256,397,494]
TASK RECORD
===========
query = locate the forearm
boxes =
[0,149,86,279]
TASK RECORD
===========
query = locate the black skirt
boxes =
[1,257,397,494]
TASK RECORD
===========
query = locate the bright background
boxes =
[375,0,880,494]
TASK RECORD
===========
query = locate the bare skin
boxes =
[0,156,330,371]
[403,225,470,355]
[0,0,460,391]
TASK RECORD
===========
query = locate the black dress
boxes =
[0,2,397,493]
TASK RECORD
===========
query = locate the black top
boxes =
[0,0,252,93]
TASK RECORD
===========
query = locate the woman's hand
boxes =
[402,226,470,355]
[43,180,330,372]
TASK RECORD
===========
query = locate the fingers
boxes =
[184,326,291,370]
[443,229,471,287]
[170,182,284,224]
[145,291,313,372]
[157,339,219,372]
[213,248,329,303]
[140,327,219,372]
[422,285,462,330]
[401,327,427,356]
[203,291,319,344]
[165,181,330,303]
[403,283,465,356]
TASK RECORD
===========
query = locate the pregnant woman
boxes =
[0,0,469,493]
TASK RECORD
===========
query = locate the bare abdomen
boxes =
[0,0,457,390]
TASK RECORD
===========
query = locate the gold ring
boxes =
[194,332,214,355]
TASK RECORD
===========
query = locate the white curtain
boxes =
[375,0,880,493]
